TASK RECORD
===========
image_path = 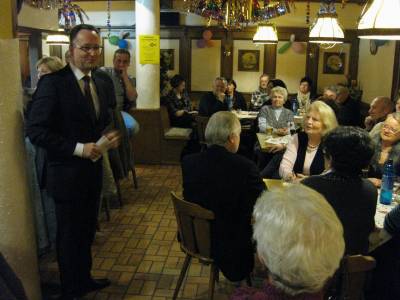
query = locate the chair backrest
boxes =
[194,115,209,144]
[160,105,171,132]
[171,192,215,261]
[337,255,376,300]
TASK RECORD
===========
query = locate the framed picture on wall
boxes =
[160,49,174,70]
[323,52,345,74]
[238,50,260,72]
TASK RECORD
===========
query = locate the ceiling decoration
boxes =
[309,0,344,45]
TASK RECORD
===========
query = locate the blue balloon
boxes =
[118,39,128,49]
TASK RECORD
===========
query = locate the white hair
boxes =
[270,86,288,101]
[205,111,241,146]
[253,184,344,296]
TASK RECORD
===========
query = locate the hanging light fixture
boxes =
[46,34,69,45]
[253,23,278,44]
[358,0,400,40]
[309,1,344,44]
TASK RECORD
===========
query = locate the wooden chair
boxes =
[194,115,209,148]
[326,255,376,300]
[171,192,218,300]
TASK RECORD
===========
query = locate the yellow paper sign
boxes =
[139,35,160,64]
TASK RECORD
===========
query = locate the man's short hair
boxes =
[324,85,339,95]
[69,24,99,45]
[113,48,131,60]
[214,76,227,85]
[253,184,344,296]
[205,111,241,146]
[374,96,393,111]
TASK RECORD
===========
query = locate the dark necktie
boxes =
[82,75,97,119]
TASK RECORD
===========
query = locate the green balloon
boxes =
[278,42,291,54]
[109,35,119,45]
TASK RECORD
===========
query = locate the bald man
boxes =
[365,96,393,131]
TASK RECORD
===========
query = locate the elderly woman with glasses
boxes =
[368,112,400,186]
[230,184,344,300]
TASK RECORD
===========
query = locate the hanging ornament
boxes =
[106,0,111,37]
[306,0,310,24]
[58,0,89,32]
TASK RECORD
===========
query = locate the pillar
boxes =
[0,1,41,299]
[135,0,160,109]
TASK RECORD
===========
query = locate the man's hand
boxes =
[105,130,121,149]
[216,92,225,102]
[83,143,102,160]
[364,116,374,130]
[368,177,381,188]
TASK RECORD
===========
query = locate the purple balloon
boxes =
[196,39,206,48]
[118,39,128,49]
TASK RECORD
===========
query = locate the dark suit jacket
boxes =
[26,65,115,202]
[181,145,265,281]
[198,92,228,117]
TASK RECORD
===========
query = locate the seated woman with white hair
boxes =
[230,184,345,299]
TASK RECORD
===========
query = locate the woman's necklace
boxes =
[306,142,319,153]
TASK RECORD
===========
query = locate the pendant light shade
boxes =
[309,12,344,44]
[46,34,69,45]
[253,23,278,44]
[309,1,344,44]
[358,0,400,40]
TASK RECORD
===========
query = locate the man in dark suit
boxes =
[181,111,265,282]
[26,24,119,300]
[198,77,229,117]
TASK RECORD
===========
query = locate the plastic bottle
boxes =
[292,100,299,115]
[380,159,394,205]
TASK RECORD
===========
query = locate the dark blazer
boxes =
[302,171,377,255]
[198,92,228,117]
[182,145,265,281]
[26,65,114,202]
[231,91,247,111]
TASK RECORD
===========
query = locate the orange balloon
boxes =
[202,30,213,41]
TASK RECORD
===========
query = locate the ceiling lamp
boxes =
[253,23,278,44]
[46,34,69,45]
[358,0,400,40]
[309,1,344,44]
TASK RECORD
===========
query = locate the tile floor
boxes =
[39,164,242,300]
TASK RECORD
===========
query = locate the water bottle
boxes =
[380,159,394,205]
[292,100,299,115]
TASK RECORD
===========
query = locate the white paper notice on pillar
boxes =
[139,35,160,64]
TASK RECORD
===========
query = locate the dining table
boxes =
[257,133,292,152]
[262,178,397,251]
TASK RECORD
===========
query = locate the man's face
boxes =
[259,76,269,89]
[70,29,101,73]
[369,98,388,120]
[323,89,337,101]
[213,79,226,94]
[113,53,130,72]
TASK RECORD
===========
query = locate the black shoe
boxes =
[77,278,111,296]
